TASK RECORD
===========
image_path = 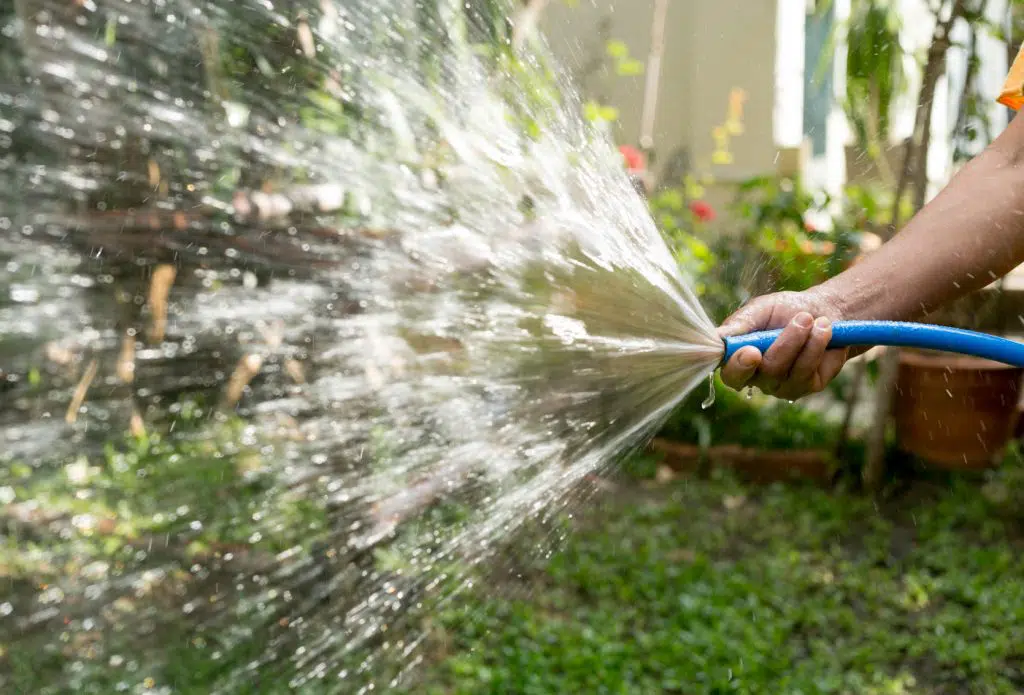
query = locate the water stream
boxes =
[0,1,724,691]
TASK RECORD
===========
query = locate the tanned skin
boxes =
[719,111,1024,400]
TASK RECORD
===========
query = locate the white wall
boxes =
[540,0,782,187]
[774,0,806,149]
[539,0,1011,205]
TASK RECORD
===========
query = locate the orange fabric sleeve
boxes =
[998,43,1024,110]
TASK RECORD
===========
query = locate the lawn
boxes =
[412,460,1024,694]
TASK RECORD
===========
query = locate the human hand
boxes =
[717,290,849,400]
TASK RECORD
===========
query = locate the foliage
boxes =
[647,92,747,320]
[729,176,863,294]
[950,0,1005,163]
[658,375,844,453]
[583,100,621,126]
[0,390,344,692]
[843,182,912,233]
[648,182,719,293]
[652,170,864,329]
[978,441,1024,511]
[651,169,867,457]
[0,398,328,566]
[413,470,1024,694]
[711,88,747,165]
[833,0,906,183]
[605,39,645,78]
[580,38,647,129]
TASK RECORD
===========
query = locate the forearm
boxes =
[818,122,1024,322]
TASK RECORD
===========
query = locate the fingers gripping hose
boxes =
[722,321,1024,368]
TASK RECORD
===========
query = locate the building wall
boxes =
[540,0,782,189]
[540,0,1011,211]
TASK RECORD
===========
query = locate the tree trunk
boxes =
[835,358,865,457]
[862,0,965,491]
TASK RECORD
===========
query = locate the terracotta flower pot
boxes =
[893,349,1023,470]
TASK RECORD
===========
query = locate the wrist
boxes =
[805,282,851,323]
[812,257,899,322]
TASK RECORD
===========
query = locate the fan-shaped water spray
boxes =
[0,0,724,691]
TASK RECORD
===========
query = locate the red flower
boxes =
[689,200,716,222]
[619,145,646,172]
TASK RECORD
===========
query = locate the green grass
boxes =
[658,375,850,453]
[412,468,1024,694]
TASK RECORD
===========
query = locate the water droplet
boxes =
[701,373,716,409]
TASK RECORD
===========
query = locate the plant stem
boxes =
[639,0,670,153]
[835,358,865,456]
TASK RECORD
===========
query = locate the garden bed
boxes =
[648,438,836,485]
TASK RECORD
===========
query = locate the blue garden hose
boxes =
[722,320,1024,368]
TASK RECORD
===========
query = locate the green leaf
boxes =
[606,40,629,59]
[656,189,685,212]
[616,59,644,77]
[583,101,618,123]
[307,89,344,115]
[104,15,117,47]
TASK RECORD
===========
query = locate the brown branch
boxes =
[864,0,967,490]
[222,354,264,409]
[896,0,966,229]
[835,359,866,455]
[147,264,177,344]
[638,0,670,151]
[65,359,99,425]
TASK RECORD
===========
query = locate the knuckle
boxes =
[759,357,791,378]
